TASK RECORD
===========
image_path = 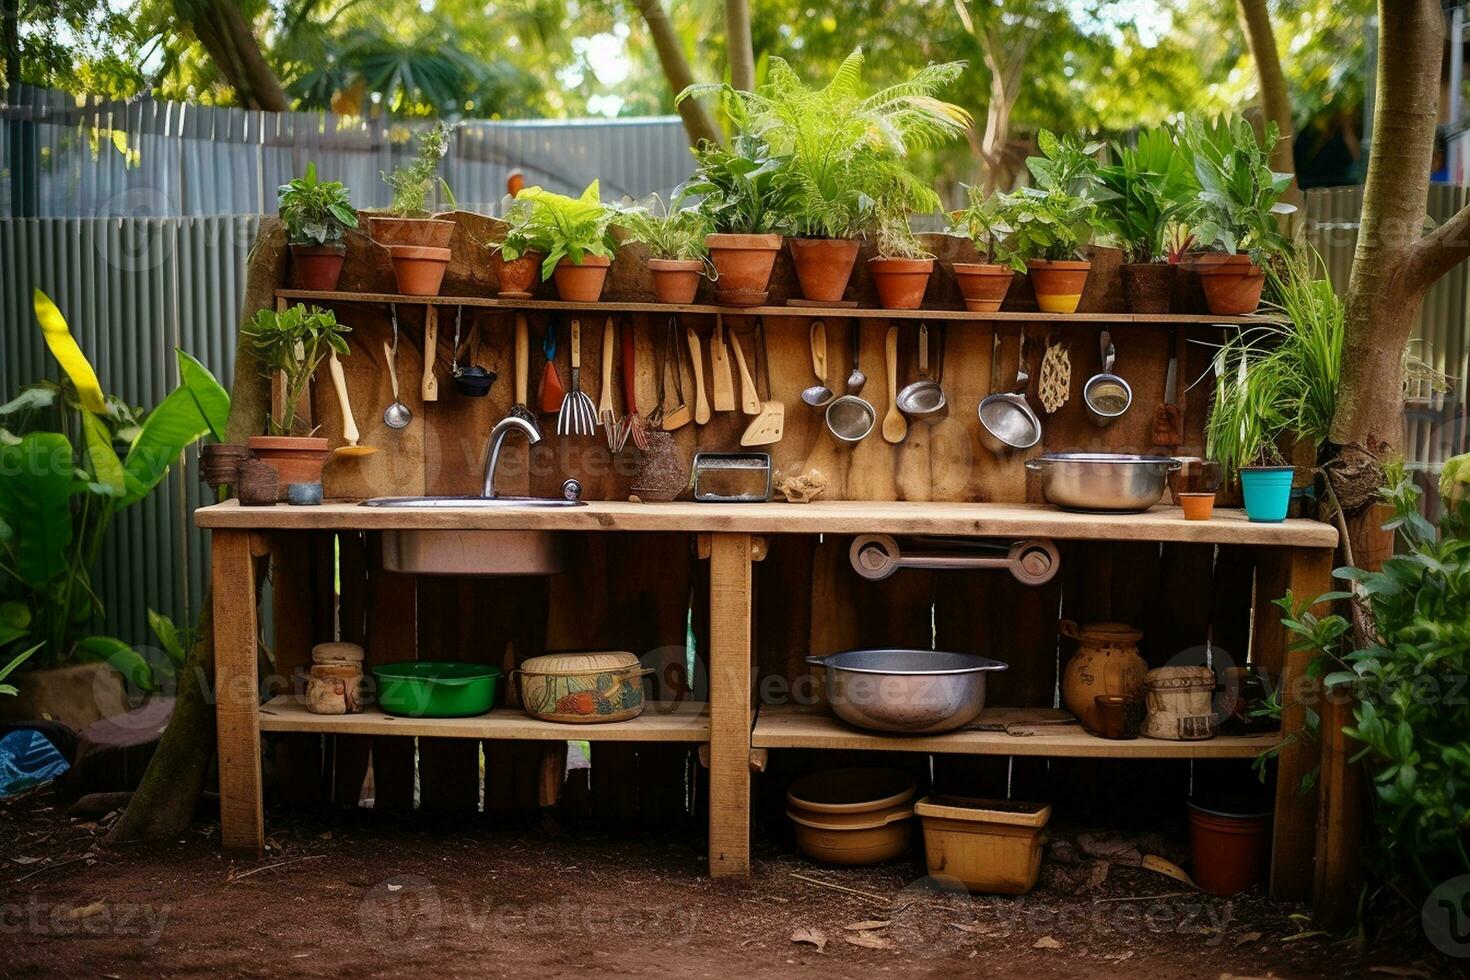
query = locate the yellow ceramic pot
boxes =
[1059,621,1147,733]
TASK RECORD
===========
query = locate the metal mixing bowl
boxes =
[1024,452,1180,512]
[805,649,1008,733]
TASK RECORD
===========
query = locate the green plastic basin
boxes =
[371,661,501,718]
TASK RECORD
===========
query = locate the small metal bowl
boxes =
[1024,452,1180,512]
[1082,373,1132,426]
[826,394,876,443]
[978,393,1041,454]
[897,378,948,422]
[805,649,1009,734]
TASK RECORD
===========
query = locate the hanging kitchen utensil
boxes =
[1152,326,1184,447]
[539,321,565,414]
[599,317,623,449]
[710,313,735,412]
[826,322,875,443]
[801,320,835,408]
[619,319,649,451]
[556,318,598,436]
[686,324,711,425]
[657,316,691,431]
[741,318,784,447]
[1038,338,1071,415]
[845,320,867,395]
[729,324,762,415]
[897,321,947,422]
[328,350,375,456]
[451,306,495,398]
[509,314,539,434]
[881,324,907,444]
[421,306,439,401]
[1083,329,1133,427]
[382,338,412,430]
[978,330,1041,453]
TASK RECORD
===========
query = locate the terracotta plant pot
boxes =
[1188,802,1271,897]
[788,238,860,303]
[1026,259,1091,314]
[368,215,455,248]
[496,251,543,296]
[388,245,451,296]
[869,257,934,310]
[706,233,782,299]
[246,436,330,500]
[199,443,251,494]
[289,244,346,291]
[553,254,612,303]
[1121,262,1178,314]
[1195,253,1266,315]
[647,258,704,304]
[952,262,1015,313]
[1179,492,1216,521]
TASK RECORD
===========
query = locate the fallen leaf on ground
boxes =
[11,856,41,865]
[1234,931,1263,946]
[844,931,896,950]
[1141,854,1196,887]
[791,928,827,953]
[1083,861,1109,890]
[1282,930,1330,942]
[62,902,106,920]
[386,883,403,893]
[1033,936,1064,950]
[843,920,890,931]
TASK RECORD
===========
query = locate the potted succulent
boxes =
[509,181,617,302]
[1093,126,1196,313]
[1180,114,1296,315]
[242,303,351,495]
[278,163,358,291]
[947,186,1024,312]
[868,204,934,310]
[617,196,713,304]
[370,123,457,295]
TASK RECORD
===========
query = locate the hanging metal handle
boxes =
[849,534,1059,586]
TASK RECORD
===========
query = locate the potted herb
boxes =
[947,186,1024,312]
[617,195,712,304]
[1180,114,1296,315]
[1093,127,1195,313]
[242,303,351,494]
[1007,131,1107,314]
[278,163,358,291]
[370,123,456,295]
[493,197,546,298]
[511,181,617,302]
[868,204,934,310]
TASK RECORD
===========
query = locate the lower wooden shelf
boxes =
[259,697,710,741]
[752,704,1280,759]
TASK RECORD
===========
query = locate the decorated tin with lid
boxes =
[515,651,652,724]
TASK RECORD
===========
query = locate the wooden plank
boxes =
[259,698,709,739]
[212,530,264,854]
[269,532,324,805]
[708,533,753,877]
[197,500,1340,547]
[363,532,418,813]
[331,530,372,807]
[1313,686,1364,930]
[1269,546,1334,900]
[754,704,1280,759]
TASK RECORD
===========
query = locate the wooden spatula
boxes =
[686,325,710,425]
[710,313,735,412]
[730,329,762,415]
[741,319,784,447]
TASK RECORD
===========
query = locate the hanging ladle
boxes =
[978,330,1040,454]
[801,320,835,408]
[896,321,947,423]
[382,304,412,430]
[1082,329,1133,427]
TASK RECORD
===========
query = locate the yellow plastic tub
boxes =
[914,795,1051,894]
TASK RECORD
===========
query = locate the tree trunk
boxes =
[1330,0,1449,516]
[1236,0,1303,209]
[635,0,723,147]
[725,0,755,91]
[173,0,288,111]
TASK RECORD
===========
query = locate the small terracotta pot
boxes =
[1194,254,1265,315]
[553,254,612,302]
[388,245,451,296]
[706,233,782,297]
[1188,803,1271,897]
[1179,492,1216,521]
[1121,262,1177,314]
[647,258,704,304]
[496,251,543,296]
[952,262,1015,313]
[199,443,251,494]
[1026,259,1091,314]
[237,459,280,507]
[289,244,346,291]
[789,238,860,303]
[368,216,455,248]
[869,257,934,310]
[246,436,331,500]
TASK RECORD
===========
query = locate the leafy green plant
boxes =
[1278,465,1470,889]
[1027,129,1107,199]
[871,203,932,260]
[1092,126,1197,263]
[947,185,1024,272]
[0,291,229,685]
[498,181,616,280]
[277,162,358,247]
[0,642,41,697]
[382,122,456,218]
[242,304,351,436]
[1180,114,1296,264]
[996,187,1095,263]
[674,136,794,236]
[616,196,712,267]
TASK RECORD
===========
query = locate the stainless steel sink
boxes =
[361,495,584,509]
[362,496,582,575]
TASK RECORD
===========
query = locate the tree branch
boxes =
[1409,201,1470,290]
[634,0,722,148]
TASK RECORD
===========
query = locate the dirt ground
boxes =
[0,790,1457,980]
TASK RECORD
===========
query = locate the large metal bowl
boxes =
[805,649,1008,734]
[1024,452,1180,512]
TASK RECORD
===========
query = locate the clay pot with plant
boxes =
[1179,115,1296,315]
[369,123,457,295]
[241,303,351,497]
[278,162,358,291]
[1093,127,1196,313]
[947,186,1023,312]
[504,181,617,303]
[868,206,935,310]
[617,195,714,304]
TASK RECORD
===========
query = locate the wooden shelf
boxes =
[752,704,1281,760]
[198,499,1338,547]
[275,289,1277,326]
[258,696,709,741]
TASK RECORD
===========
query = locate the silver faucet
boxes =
[481,415,540,498]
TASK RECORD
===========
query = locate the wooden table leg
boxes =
[213,529,264,855]
[1314,685,1364,928]
[707,532,753,877]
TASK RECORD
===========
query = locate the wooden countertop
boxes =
[197,499,1338,546]
[259,697,709,740]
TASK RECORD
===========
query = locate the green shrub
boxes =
[277,162,358,246]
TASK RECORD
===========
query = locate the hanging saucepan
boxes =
[1082,330,1131,426]
[450,306,497,398]
[978,330,1041,454]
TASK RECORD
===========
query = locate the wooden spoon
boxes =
[730,329,762,415]
[881,325,907,444]
[328,350,376,456]
[686,325,710,425]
